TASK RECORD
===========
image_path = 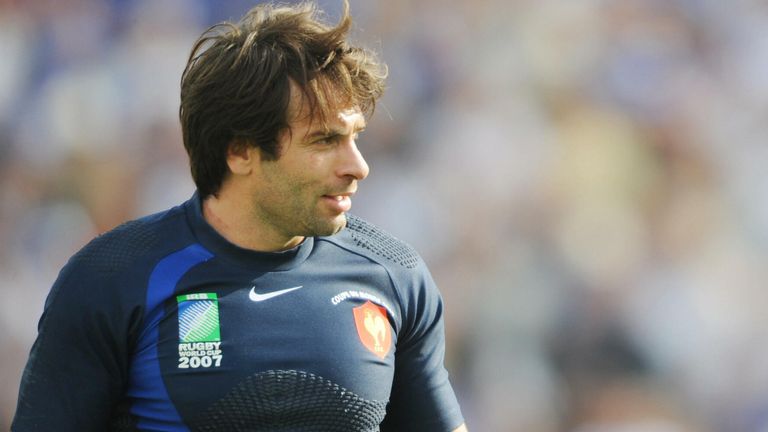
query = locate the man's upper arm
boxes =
[381,264,464,432]
[12,258,135,431]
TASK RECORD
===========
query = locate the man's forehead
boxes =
[287,83,364,132]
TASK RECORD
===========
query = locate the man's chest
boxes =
[136,266,399,429]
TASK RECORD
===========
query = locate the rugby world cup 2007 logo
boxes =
[176,293,223,369]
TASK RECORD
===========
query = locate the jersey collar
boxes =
[184,192,313,271]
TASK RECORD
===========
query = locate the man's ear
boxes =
[226,139,260,175]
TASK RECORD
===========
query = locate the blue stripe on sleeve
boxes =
[127,243,213,431]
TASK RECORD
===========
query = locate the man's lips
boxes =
[322,192,354,212]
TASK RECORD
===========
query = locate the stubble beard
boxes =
[302,211,348,237]
[261,200,348,241]
[256,173,349,240]
[285,184,349,238]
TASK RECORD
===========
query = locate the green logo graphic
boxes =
[177,293,221,342]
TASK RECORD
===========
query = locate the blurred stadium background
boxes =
[3,0,768,430]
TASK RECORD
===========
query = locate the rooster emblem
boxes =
[352,300,391,358]
[363,310,387,352]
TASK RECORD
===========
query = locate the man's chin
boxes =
[332,213,348,234]
[308,213,347,237]
[326,213,348,236]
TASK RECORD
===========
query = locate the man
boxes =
[13,1,467,431]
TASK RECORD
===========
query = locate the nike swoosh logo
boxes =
[249,286,304,302]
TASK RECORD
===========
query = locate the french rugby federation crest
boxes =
[352,301,391,359]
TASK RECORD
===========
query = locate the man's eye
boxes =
[313,132,361,145]
[316,135,339,145]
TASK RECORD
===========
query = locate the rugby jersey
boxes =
[12,193,463,431]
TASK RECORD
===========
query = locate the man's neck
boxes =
[202,192,304,252]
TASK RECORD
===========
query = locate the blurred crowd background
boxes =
[3,0,768,430]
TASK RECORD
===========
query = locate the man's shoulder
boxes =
[69,205,189,276]
[324,214,424,271]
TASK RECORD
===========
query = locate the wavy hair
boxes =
[180,0,387,197]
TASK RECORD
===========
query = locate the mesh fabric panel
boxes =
[344,215,419,269]
[77,219,160,275]
[191,369,388,431]
[109,402,139,431]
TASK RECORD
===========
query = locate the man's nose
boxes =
[336,139,369,180]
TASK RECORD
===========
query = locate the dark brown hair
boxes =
[179,0,386,197]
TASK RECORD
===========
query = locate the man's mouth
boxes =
[322,193,354,212]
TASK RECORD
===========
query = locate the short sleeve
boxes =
[12,251,142,431]
[380,264,464,431]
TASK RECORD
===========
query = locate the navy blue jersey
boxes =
[12,194,464,432]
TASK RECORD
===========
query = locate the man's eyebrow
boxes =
[305,123,366,139]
